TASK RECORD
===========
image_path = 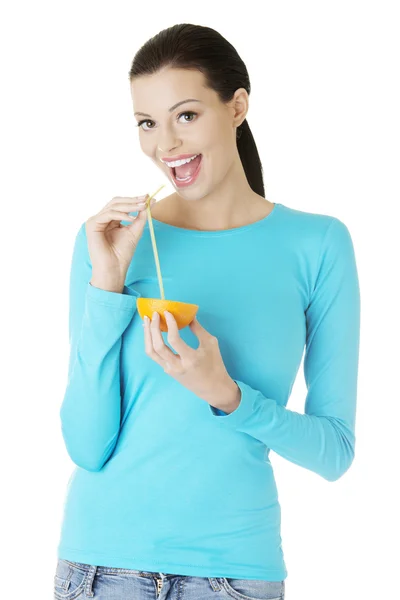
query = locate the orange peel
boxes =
[137,298,199,332]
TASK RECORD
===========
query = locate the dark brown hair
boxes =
[128,23,265,197]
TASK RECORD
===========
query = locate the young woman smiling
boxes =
[54,23,360,600]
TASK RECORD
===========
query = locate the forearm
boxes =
[60,282,139,471]
[209,379,355,482]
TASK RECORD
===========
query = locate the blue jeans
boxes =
[54,559,285,599]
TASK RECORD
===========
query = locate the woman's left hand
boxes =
[143,310,240,412]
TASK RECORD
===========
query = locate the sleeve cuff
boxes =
[209,379,255,426]
[212,407,229,416]
[87,282,141,310]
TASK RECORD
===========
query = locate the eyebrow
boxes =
[134,98,202,118]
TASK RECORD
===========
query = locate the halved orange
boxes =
[137,298,199,332]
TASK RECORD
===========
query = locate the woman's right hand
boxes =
[85,194,156,281]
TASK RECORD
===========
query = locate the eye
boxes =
[177,110,197,124]
[135,111,198,131]
[135,119,155,131]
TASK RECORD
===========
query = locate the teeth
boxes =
[162,154,199,168]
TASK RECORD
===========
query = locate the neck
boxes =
[170,159,270,231]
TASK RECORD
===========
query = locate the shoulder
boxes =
[278,203,353,250]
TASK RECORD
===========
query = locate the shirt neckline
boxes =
[149,202,283,237]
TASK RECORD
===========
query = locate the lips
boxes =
[162,153,200,162]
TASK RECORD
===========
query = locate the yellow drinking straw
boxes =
[145,184,167,301]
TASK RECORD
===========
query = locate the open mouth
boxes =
[169,154,203,187]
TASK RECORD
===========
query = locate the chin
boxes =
[176,187,209,201]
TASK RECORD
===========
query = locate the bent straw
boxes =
[145,184,167,300]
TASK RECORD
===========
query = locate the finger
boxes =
[149,312,180,365]
[95,209,137,223]
[143,315,166,367]
[188,316,214,347]
[164,311,197,359]
[144,313,177,368]
[111,201,151,213]
[105,195,149,209]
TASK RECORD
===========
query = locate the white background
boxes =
[1,1,399,599]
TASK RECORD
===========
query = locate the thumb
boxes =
[128,197,156,226]
[189,316,211,341]
[139,197,156,217]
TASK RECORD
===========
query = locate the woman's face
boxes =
[130,67,247,200]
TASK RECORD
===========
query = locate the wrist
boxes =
[213,379,241,414]
[90,278,126,294]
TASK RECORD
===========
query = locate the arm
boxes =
[59,222,141,472]
[210,218,361,482]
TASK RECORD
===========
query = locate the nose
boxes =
[157,131,180,155]
[158,144,179,155]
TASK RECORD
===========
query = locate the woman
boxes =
[54,23,360,600]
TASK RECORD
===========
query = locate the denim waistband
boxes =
[62,559,180,578]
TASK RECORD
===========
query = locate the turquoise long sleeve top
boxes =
[57,202,360,580]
